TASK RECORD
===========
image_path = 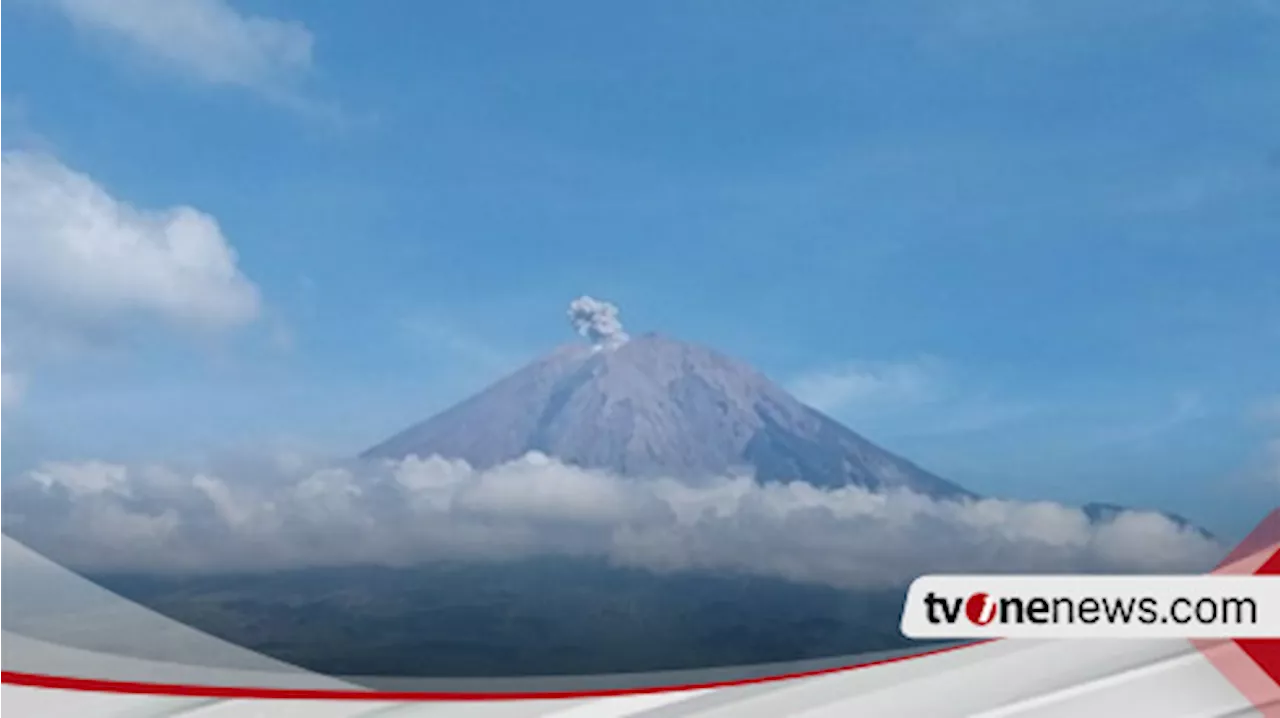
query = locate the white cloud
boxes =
[787,358,943,415]
[1,151,261,358]
[2,370,26,408]
[27,460,134,500]
[49,0,313,96]
[2,452,1223,585]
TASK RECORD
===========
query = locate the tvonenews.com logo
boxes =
[899,576,1280,639]
[922,591,1257,627]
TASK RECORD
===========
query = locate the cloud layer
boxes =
[49,0,313,95]
[2,452,1223,587]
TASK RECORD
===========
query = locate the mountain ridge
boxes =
[361,332,973,498]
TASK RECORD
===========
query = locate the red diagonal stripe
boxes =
[1234,542,1280,685]
[1237,640,1280,685]
[1218,509,1280,570]
[1198,510,1280,715]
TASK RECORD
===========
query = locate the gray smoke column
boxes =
[567,296,629,348]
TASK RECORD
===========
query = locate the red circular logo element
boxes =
[965,592,995,625]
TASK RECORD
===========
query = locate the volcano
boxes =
[362,331,972,499]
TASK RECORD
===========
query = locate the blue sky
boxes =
[2,0,1278,540]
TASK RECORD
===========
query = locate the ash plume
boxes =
[567,296,629,348]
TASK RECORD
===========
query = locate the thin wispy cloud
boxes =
[787,358,944,415]
[1250,396,1280,488]
[893,395,1044,439]
[1126,172,1233,217]
[1086,391,1207,449]
[786,358,1038,441]
[1247,0,1280,20]
[399,315,521,375]
[925,0,1237,45]
[1253,396,1280,424]
[2,339,25,410]
[46,0,316,105]
[2,370,27,409]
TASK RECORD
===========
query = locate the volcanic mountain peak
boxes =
[362,330,971,499]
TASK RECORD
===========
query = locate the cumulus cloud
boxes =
[48,0,313,96]
[1,151,261,359]
[2,453,1224,586]
[567,296,629,348]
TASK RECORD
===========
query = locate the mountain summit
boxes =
[362,327,972,499]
